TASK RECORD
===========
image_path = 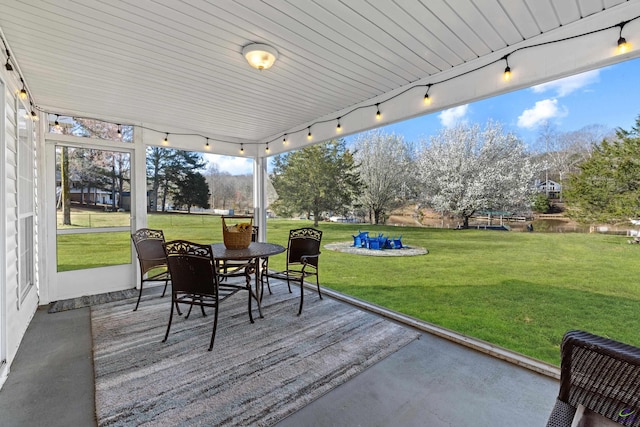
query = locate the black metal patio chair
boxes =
[131,228,172,311]
[262,227,322,315]
[162,240,243,351]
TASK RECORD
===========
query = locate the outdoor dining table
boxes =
[211,242,285,320]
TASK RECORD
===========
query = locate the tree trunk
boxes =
[61,147,71,225]
[463,215,470,228]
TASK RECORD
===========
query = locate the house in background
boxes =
[535,179,563,199]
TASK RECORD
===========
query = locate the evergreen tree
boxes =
[271,139,361,227]
[172,171,210,213]
[564,116,640,224]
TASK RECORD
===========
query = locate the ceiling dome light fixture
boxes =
[242,43,278,70]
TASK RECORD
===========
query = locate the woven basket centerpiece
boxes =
[222,215,253,249]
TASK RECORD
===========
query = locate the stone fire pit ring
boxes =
[324,241,428,257]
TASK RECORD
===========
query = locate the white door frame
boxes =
[42,134,138,303]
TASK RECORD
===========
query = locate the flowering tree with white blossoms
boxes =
[417,121,538,228]
[354,130,416,224]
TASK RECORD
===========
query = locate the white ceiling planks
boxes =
[0,0,637,156]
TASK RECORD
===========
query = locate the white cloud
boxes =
[517,98,567,129]
[438,104,469,127]
[531,69,600,97]
[205,154,253,175]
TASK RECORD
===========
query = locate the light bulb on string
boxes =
[617,21,632,54]
[336,118,342,133]
[163,133,169,145]
[307,127,312,140]
[205,138,210,149]
[240,143,244,154]
[29,103,39,121]
[423,84,432,105]
[503,55,512,81]
[19,82,27,100]
[117,125,122,138]
[54,115,60,130]
[265,143,270,153]
[375,104,381,120]
[283,134,287,145]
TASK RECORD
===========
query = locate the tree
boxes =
[271,139,361,227]
[172,171,210,213]
[146,147,206,211]
[564,116,640,224]
[416,121,537,227]
[353,130,416,224]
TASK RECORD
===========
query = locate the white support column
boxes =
[131,127,147,289]
[132,127,147,232]
[253,157,267,242]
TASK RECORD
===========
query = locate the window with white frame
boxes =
[17,103,35,303]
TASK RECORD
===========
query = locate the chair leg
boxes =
[316,273,322,300]
[162,296,175,343]
[261,258,272,296]
[245,272,255,324]
[208,304,219,351]
[133,281,144,311]
[161,279,168,297]
[297,279,304,316]
[286,277,292,293]
[199,297,207,317]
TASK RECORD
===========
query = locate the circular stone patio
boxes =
[324,241,428,257]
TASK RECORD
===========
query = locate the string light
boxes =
[265,142,270,153]
[423,84,432,105]
[163,133,169,145]
[19,79,27,100]
[117,125,122,138]
[205,137,210,149]
[54,114,60,130]
[4,48,11,71]
[503,55,512,81]
[10,13,639,154]
[617,21,631,54]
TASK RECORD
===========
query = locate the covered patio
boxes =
[0,0,639,424]
[0,278,558,426]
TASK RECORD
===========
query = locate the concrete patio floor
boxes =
[0,285,559,426]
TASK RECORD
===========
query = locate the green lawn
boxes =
[57,212,640,365]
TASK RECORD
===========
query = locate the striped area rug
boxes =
[92,279,420,426]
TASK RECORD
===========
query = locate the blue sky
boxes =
[208,56,640,175]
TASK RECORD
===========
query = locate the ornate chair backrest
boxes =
[286,228,322,269]
[131,228,168,275]
[163,240,218,295]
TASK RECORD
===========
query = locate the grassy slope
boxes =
[57,213,640,365]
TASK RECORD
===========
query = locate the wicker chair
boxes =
[546,330,640,427]
[262,227,322,315]
[162,240,243,351]
[131,228,171,311]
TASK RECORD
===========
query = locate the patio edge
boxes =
[312,284,561,380]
